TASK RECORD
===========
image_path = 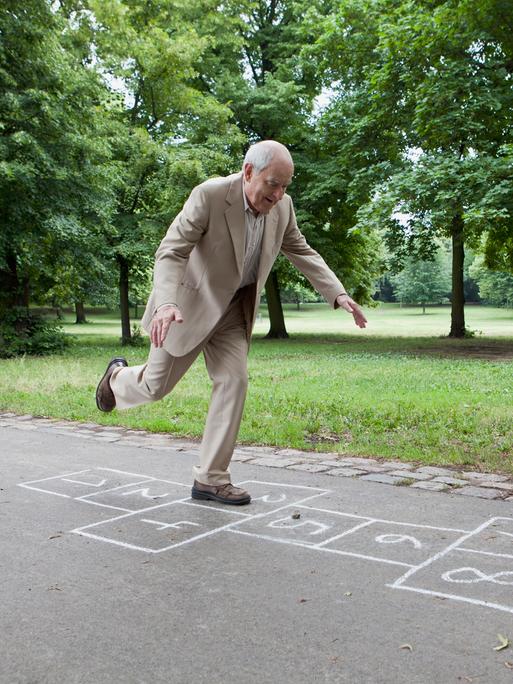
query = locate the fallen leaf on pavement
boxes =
[399,644,413,652]
[504,662,513,669]
[493,634,509,651]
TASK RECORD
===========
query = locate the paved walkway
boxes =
[2,411,512,502]
[2,414,513,683]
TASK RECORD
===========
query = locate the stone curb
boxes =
[2,412,513,504]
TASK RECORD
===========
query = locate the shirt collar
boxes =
[242,178,259,217]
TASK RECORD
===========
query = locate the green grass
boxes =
[59,301,513,338]
[3,303,512,473]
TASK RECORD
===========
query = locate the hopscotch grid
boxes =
[390,514,513,618]
[71,489,334,553]
[391,518,501,589]
[227,529,415,567]
[20,467,513,616]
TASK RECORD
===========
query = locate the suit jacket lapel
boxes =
[224,173,245,278]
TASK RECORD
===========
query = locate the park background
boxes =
[1,0,512,473]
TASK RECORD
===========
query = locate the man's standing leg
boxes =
[191,294,251,504]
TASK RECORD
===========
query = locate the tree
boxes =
[470,256,513,307]
[80,0,244,342]
[391,251,451,313]
[0,0,117,341]
[312,0,513,337]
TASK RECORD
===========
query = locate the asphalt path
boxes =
[2,427,513,683]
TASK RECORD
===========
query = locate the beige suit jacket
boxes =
[141,172,346,356]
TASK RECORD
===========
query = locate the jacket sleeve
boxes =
[280,197,347,308]
[152,184,209,310]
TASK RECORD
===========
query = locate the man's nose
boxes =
[272,187,284,201]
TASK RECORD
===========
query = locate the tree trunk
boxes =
[422,303,426,314]
[75,301,87,324]
[449,214,466,338]
[0,251,22,316]
[22,276,30,310]
[264,270,289,338]
[118,255,132,344]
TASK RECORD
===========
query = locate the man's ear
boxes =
[243,163,253,182]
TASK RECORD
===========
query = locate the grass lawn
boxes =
[2,303,512,473]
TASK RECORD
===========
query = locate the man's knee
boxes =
[213,369,248,394]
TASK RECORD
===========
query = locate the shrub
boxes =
[0,308,71,358]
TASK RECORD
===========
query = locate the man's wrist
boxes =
[156,303,178,312]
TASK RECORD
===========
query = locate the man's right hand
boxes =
[150,305,184,347]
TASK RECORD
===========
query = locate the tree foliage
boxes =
[0,0,117,318]
[311,0,513,336]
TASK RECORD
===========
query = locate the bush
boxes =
[0,308,71,358]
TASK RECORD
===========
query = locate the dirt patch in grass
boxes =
[409,342,513,361]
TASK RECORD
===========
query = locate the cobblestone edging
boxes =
[2,411,513,503]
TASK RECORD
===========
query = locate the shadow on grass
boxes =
[57,331,513,362]
[250,333,513,361]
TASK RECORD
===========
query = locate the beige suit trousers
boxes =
[110,293,249,485]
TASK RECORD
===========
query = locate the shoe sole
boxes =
[95,357,127,412]
[191,489,251,506]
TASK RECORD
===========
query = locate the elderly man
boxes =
[96,140,367,505]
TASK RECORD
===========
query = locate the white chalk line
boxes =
[387,584,513,615]
[227,528,414,567]
[75,479,156,502]
[455,547,513,561]
[18,469,91,485]
[315,520,376,548]
[71,497,195,533]
[297,504,469,533]
[16,486,72,499]
[180,500,251,516]
[17,469,93,496]
[238,479,329,493]
[97,467,161,479]
[496,529,513,539]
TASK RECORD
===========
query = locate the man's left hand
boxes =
[336,294,367,328]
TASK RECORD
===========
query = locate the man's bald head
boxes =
[242,140,294,215]
[243,140,294,174]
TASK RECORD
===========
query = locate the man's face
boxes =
[243,157,294,215]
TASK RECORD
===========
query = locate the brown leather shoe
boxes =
[95,357,128,412]
[191,480,251,505]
